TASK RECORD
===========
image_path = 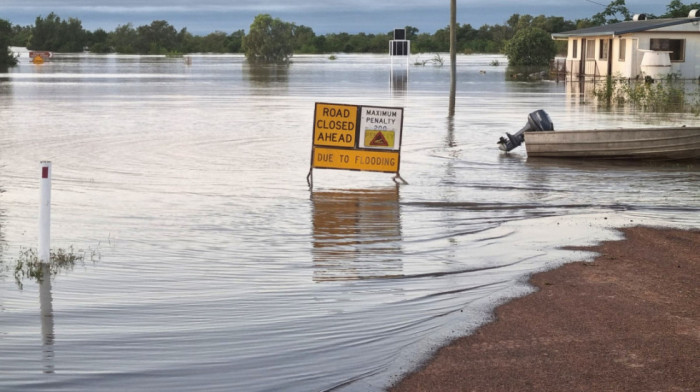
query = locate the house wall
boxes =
[564,36,610,77]
[561,22,700,79]
[610,37,639,78]
[564,39,581,74]
[632,30,700,79]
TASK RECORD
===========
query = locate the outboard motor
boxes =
[498,110,554,152]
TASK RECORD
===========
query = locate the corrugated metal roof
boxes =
[551,17,700,38]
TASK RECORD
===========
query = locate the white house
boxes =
[552,11,700,79]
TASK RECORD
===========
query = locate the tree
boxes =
[590,0,631,25]
[428,26,450,52]
[243,14,294,64]
[177,27,196,53]
[86,28,111,53]
[61,17,86,51]
[662,0,700,17]
[0,19,18,68]
[227,30,245,53]
[30,13,60,50]
[404,26,419,40]
[10,24,32,47]
[109,24,137,53]
[30,13,86,52]
[292,24,317,53]
[134,20,178,54]
[412,32,439,52]
[504,27,556,66]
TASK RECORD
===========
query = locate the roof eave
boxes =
[552,32,615,39]
[551,17,700,39]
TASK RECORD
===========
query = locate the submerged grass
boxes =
[593,74,700,114]
[11,246,100,290]
[413,53,444,66]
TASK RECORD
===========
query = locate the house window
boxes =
[650,38,685,61]
[586,39,596,59]
[619,39,626,61]
[572,39,578,59]
[599,39,609,60]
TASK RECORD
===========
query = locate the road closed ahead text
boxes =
[314,103,357,148]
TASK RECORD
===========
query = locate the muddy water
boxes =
[0,53,697,391]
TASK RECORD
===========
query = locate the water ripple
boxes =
[1,53,698,392]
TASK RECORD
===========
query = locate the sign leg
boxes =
[306,169,313,187]
[393,174,408,185]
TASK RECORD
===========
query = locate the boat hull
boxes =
[524,127,700,160]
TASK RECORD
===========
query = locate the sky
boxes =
[1,1,673,35]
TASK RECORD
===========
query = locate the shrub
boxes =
[504,27,556,66]
[593,74,700,113]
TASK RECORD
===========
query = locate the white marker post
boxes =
[39,161,51,263]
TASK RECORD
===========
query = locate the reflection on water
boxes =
[243,62,289,85]
[390,68,408,92]
[445,115,456,148]
[312,188,402,282]
[39,263,55,374]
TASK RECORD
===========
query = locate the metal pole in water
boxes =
[39,161,51,263]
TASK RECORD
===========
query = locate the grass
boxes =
[593,74,700,115]
[414,53,444,67]
[11,246,100,290]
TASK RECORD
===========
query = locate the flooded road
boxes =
[0,53,698,391]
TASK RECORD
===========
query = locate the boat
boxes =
[497,110,700,160]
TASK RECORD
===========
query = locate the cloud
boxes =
[3,0,439,12]
[0,0,673,34]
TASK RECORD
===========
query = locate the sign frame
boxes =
[308,102,407,186]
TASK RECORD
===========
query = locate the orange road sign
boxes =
[313,103,358,148]
[312,147,400,173]
[309,102,405,183]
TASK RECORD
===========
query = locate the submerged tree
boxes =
[504,27,556,66]
[243,14,294,64]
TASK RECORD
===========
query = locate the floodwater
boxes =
[0,53,698,391]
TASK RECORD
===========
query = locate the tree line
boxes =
[5,12,569,56]
[1,0,699,67]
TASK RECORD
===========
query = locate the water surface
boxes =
[1,53,698,391]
